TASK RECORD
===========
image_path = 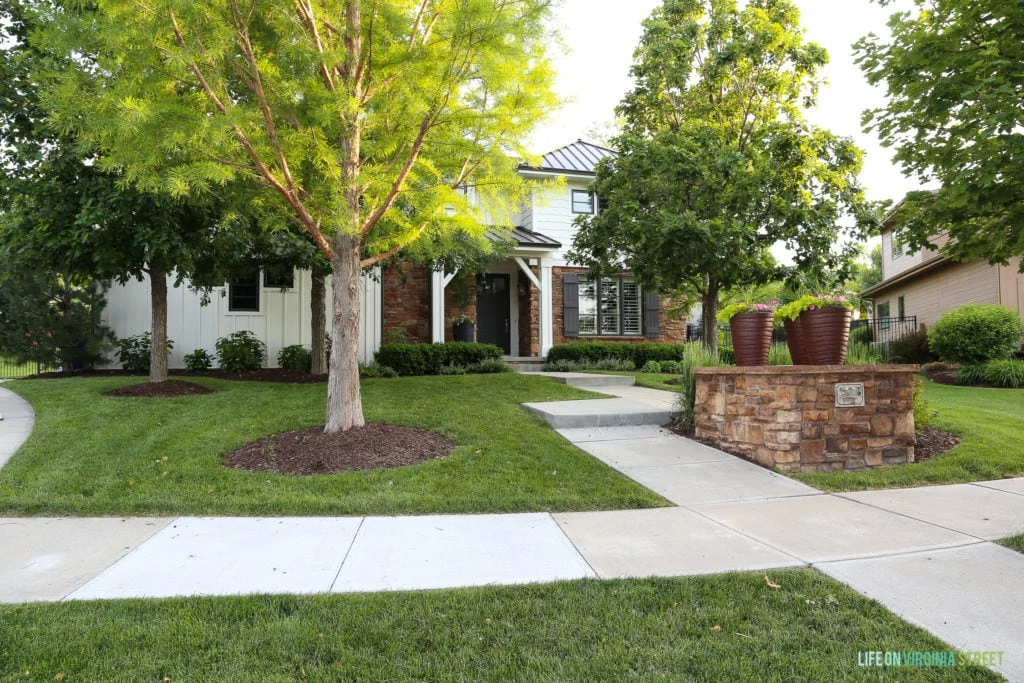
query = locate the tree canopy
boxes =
[856,0,1024,265]
[37,0,557,431]
[569,0,876,351]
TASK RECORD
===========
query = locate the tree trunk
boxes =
[149,265,169,383]
[324,237,365,432]
[310,270,327,375]
[701,277,721,357]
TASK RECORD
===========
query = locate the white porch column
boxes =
[430,269,457,343]
[540,258,554,356]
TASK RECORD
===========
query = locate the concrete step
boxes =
[523,398,673,429]
[539,372,636,388]
[505,357,546,373]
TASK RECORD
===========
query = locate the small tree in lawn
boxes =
[856,0,1024,265]
[38,0,556,432]
[569,0,877,355]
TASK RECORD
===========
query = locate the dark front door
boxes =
[476,274,511,354]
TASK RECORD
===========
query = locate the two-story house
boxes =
[860,197,1024,331]
[101,140,687,369]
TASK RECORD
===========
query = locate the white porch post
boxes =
[540,257,554,356]
[431,269,457,343]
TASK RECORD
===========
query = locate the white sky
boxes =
[530,0,919,205]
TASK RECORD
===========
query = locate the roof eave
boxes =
[859,255,951,298]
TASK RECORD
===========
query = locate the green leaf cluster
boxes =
[928,304,1024,365]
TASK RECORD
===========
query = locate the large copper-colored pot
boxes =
[730,311,774,366]
[801,307,853,365]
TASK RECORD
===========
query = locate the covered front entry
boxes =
[476,274,511,353]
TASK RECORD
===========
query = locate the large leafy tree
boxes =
[1,1,238,383]
[38,0,556,432]
[856,0,1024,263]
[570,0,875,352]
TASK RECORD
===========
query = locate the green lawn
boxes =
[0,374,668,516]
[596,370,682,392]
[0,571,996,681]
[794,379,1024,491]
[997,534,1024,555]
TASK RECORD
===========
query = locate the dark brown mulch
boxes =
[30,368,328,383]
[225,423,454,475]
[104,380,215,398]
[914,426,960,462]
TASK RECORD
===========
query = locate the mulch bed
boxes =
[225,423,454,475]
[104,380,215,398]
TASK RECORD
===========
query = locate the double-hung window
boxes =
[571,190,594,214]
[578,276,642,336]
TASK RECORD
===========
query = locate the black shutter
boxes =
[643,290,660,338]
[563,273,579,337]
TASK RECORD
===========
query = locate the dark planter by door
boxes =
[784,318,811,365]
[453,321,475,343]
[801,307,853,365]
[730,311,774,366]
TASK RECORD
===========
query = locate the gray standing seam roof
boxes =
[486,227,561,249]
[522,140,617,175]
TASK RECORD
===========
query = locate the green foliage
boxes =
[845,342,885,366]
[381,329,411,345]
[541,358,637,372]
[676,343,727,425]
[718,347,736,365]
[466,358,514,374]
[358,363,398,379]
[547,342,686,368]
[277,345,312,373]
[0,267,114,372]
[912,377,932,432]
[767,343,792,366]
[775,294,854,323]
[374,343,503,376]
[183,349,213,372]
[117,333,173,374]
[928,305,1024,365]
[716,302,778,324]
[888,329,938,365]
[438,364,467,376]
[849,324,874,346]
[569,0,877,355]
[955,364,987,387]
[659,360,682,374]
[979,360,1024,389]
[215,332,266,373]
[857,1,1024,265]
[641,360,663,373]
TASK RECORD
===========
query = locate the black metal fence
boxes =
[0,358,52,379]
[686,316,919,348]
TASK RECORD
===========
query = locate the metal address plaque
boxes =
[835,382,865,407]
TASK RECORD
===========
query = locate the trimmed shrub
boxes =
[467,358,514,374]
[659,360,682,374]
[546,341,686,367]
[438,363,467,375]
[641,360,662,373]
[183,349,213,371]
[929,304,1024,365]
[888,329,937,364]
[374,342,502,376]
[277,344,312,373]
[215,331,266,372]
[359,363,398,379]
[117,332,173,373]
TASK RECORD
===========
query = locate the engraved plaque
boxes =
[835,382,865,407]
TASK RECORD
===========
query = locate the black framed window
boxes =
[578,276,642,336]
[571,190,594,214]
[229,266,260,312]
[877,301,890,330]
[263,263,294,289]
[897,295,905,320]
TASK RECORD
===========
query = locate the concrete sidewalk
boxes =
[2,382,1023,679]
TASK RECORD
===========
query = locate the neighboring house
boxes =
[859,199,1024,331]
[102,140,686,368]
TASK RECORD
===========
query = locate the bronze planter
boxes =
[730,311,774,366]
[784,318,811,365]
[801,307,853,365]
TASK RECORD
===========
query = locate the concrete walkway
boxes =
[1,381,1023,680]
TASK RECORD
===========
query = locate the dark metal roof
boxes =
[521,140,617,175]
[486,226,561,249]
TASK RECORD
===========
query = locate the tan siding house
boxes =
[861,209,1024,330]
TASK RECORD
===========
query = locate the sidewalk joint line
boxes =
[329,516,365,592]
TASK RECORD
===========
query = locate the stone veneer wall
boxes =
[693,365,918,473]
[552,267,687,346]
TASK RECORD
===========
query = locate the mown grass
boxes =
[596,370,681,392]
[0,374,668,516]
[997,533,1024,555]
[794,379,1024,491]
[0,571,997,682]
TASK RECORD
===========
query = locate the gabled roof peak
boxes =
[523,139,617,175]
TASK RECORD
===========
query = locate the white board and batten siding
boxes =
[526,178,593,267]
[103,269,382,368]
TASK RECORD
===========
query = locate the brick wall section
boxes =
[382,264,432,343]
[518,268,539,356]
[693,365,918,473]
[552,267,687,346]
